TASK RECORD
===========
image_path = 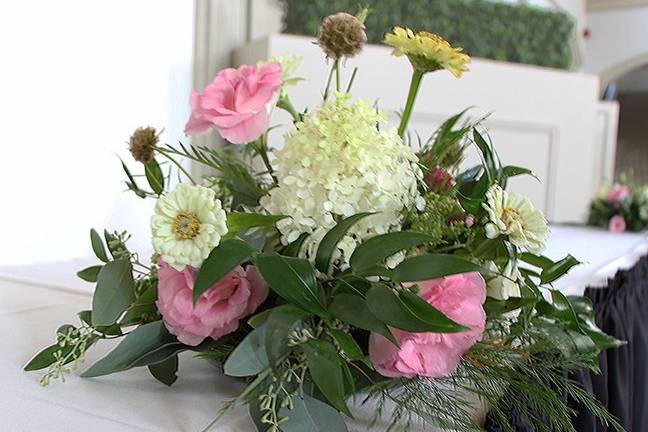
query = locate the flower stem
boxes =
[154,147,197,185]
[323,61,336,101]
[334,58,341,92]
[397,69,425,138]
[276,93,300,123]
[254,137,278,185]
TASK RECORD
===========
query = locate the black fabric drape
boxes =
[484,255,648,432]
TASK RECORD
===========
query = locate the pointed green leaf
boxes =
[193,239,256,303]
[328,329,363,360]
[264,305,307,373]
[540,254,581,284]
[148,355,178,386]
[350,231,434,271]
[255,253,329,317]
[315,213,374,273]
[144,158,165,195]
[367,284,467,333]
[329,294,397,346]
[92,259,135,326]
[392,254,482,283]
[226,212,287,236]
[90,228,109,262]
[303,339,351,417]
[283,232,309,257]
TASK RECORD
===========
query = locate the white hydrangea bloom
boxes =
[261,94,422,265]
[151,184,228,271]
[483,184,549,253]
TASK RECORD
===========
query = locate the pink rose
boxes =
[156,259,268,346]
[609,215,627,233]
[184,62,281,144]
[607,184,630,207]
[369,272,486,378]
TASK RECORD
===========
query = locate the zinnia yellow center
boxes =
[173,212,201,240]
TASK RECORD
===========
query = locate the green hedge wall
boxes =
[279,0,576,70]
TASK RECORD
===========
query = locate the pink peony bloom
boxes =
[369,272,486,379]
[156,259,268,346]
[609,215,627,233]
[184,62,282,144]
[607,184,630,207]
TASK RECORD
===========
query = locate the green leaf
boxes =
[329,293,397,346]
[473,129,499,181]
[500,165,538,181]
[223,324,269,377]
[367,284,467,333]
[328,329,363,360]
[303,339,351,417]
[540,254,581,284]
[92,259,135,326]
[283,232,309,257]
[250,393,348,432]
[255,253,329,317]
[193,239,256,303]
[519,252,555,270]
[315,212,374,273]
[350,231,434,271]
[392,254,482,283]
[144,158,165,195]
[484,297,529,316]
[226,212,287,235]
[77,265,103,283]
[24,333,99,371]
[82,321,177,377]
[90,228,109,262]
[148,355,178,386]
[264,305,307,373]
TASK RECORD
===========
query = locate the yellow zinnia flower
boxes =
[384,27,470,77]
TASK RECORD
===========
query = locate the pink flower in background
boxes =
[184,62,281,144]
[156,259,268,346]
[369,272,486,379]
[609,215,627,234]
[607,184,630,207]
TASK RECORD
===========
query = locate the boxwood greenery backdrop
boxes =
[278,0,576,70]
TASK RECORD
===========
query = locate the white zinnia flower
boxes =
[486,261,523,321]
[483,185,549,253]
[151,184,228,271]
[261,94,422,265]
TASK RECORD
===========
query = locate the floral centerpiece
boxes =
[26,11,623,432]
[588,177,648,233]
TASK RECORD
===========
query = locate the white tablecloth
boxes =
[2,225,647,431]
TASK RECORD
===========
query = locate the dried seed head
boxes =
[129,126,158,164]
[318,12,367,59]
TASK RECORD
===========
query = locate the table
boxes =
[2,225,646,431]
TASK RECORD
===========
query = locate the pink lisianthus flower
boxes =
[609,215,627,233]
[607,184,630,207]
[369,272,486,378]
[156,259,268,346]
[184,62,282,144]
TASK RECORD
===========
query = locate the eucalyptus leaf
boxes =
[77,265,103,283]
[264,305,307,373]
[250,393,348,432]
[24,335,99,371]
[82,321,176,377]
[392,254,482,283]
[303,339,351,417]
[90,228,109,262]
[193,239,256,303]
[350,231,434,271]
[223,324,269,377]
[315,212,373,273]
[255,253,329,317]
[92,259,135,327]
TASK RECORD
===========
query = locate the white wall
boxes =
[584,5,648,88]
[0,1,194,265]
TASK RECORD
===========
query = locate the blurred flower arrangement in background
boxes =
[25,9,624,432]
[588,175,648,233]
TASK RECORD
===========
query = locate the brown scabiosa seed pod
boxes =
[129,126,158,164]
[318,12,367,59]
